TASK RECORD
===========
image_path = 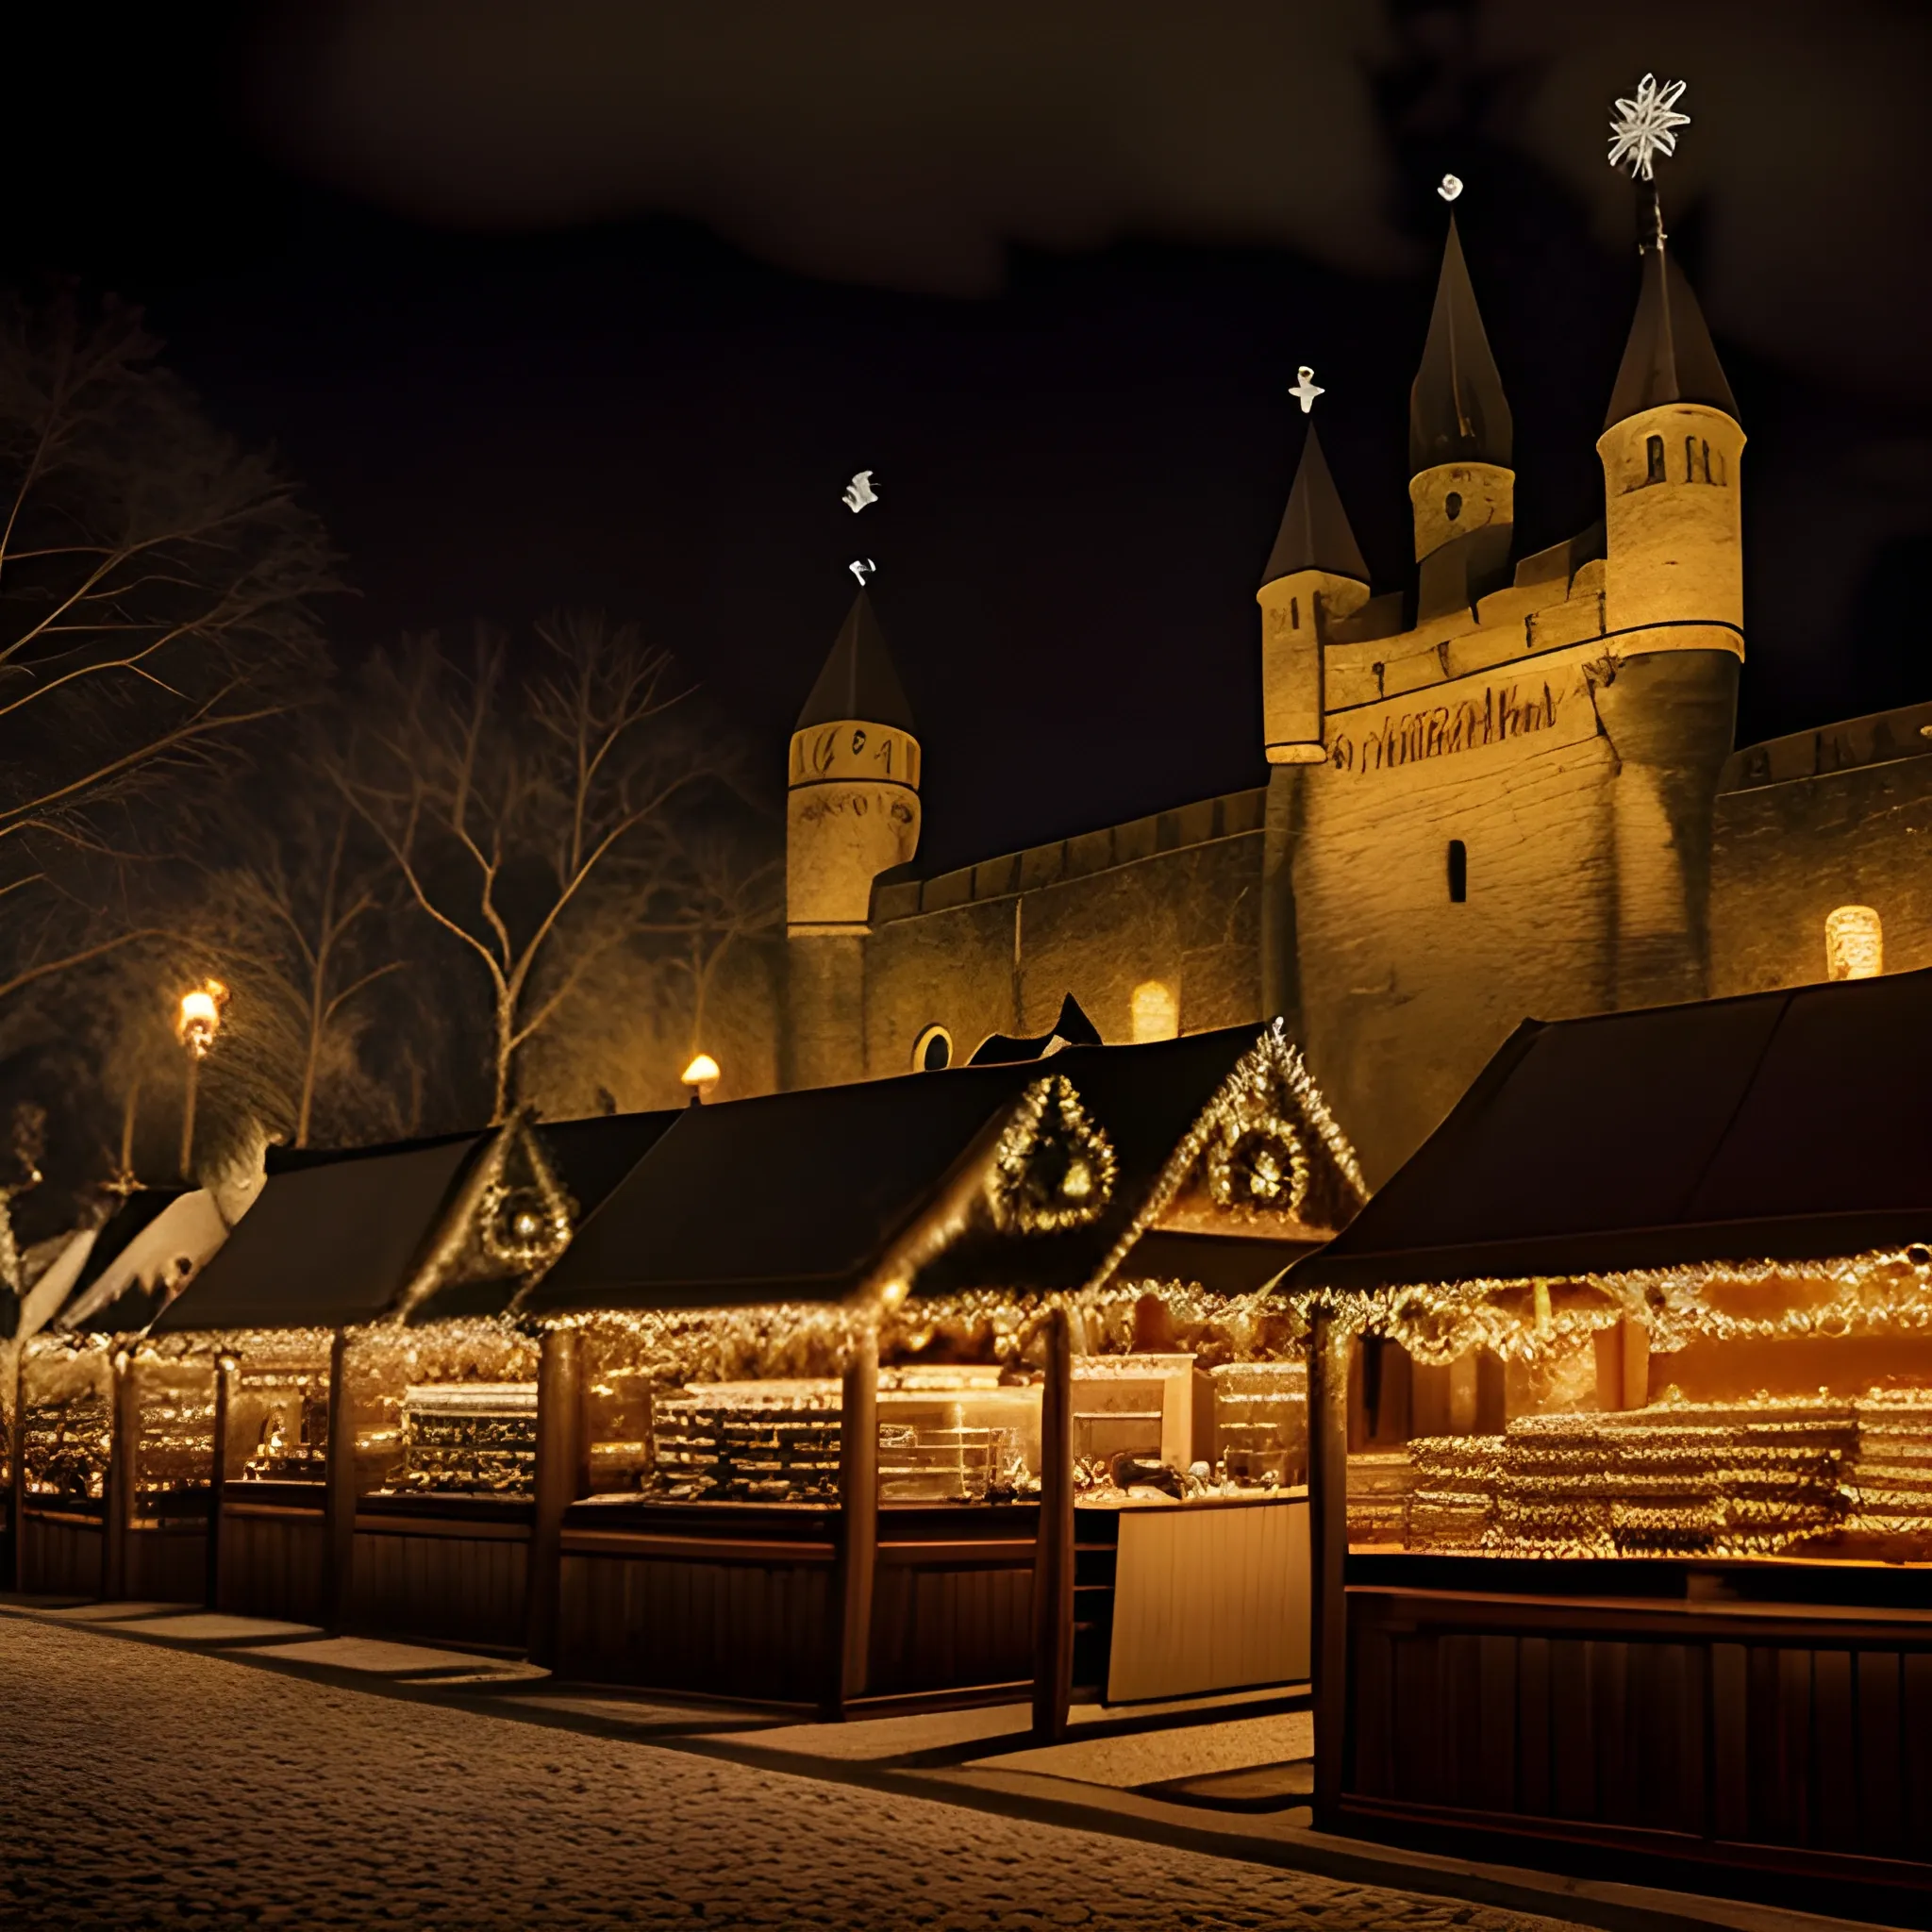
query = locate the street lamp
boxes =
[175,979,229,1179]
[679,1052,721,1107]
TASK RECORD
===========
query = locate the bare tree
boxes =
[198,763,413,1147]
[0,292,332,1012]
[342,613,715,1121]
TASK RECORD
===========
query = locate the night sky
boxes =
[9,4,1929,874]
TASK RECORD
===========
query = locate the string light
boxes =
[987,1075,1118,1235]
[1086,1019,1367,1294]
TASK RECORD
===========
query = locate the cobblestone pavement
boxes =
[0,1617,1579,1931]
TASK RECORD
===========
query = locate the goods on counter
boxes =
[387,1383,538,1496]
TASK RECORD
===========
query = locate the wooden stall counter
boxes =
[554,1492,1042,1710]
[1074,1489,1310,1703]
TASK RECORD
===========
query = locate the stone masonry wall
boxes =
[863,791,1267,1072]
[1711,701,1932,996]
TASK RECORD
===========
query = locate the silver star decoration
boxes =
[849,558,875,587]
[1437,174,1463,202]
[1289,366,1324,414]
[841,469,879,513]
[1607,73,1690,181]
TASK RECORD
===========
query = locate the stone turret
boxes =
[784,590,921,1088]
[1408,219,1514,619]
[1596,224,1745,660]
[1257,425,1370,764]
[1592,220,1743,1009]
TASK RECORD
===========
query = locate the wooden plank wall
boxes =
[557,1544,835,1704]
[218,1506,327,1623]
[1347,1589,1932,1878]
[351,1524,530,1651]
[867,1548,1032,1697]
[125,1524,207,1606]
[21,1513,104,1597]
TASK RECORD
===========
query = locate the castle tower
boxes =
[1257,425,1371,764]
[1408,219,1514,619]
[1591,222,1743,1008]
[784,589,921,1089]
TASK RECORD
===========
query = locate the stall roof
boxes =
[524,1025,1307,1315]
[401,1108,683,1323]
[151,1134,488,1332]
[54,1189,224,1335]
[1290,968,1932,1291]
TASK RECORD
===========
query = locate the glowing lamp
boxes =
[1824,906,1882,982]
[680,1053,721,1104]
[175,979,229,1059]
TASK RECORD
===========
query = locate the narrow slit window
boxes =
[1645,434,1666,484]
[1686,435,1702,483]
[1447,839,1468,903]
[1290,595,1300,630]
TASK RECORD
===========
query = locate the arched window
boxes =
[1644,435,1666,484]
[1447,839,1468,903]
[1130,980,1179,1043]
[912,1024,953,1072]
[1824,907,1883,982]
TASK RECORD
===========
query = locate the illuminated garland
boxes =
[1292,1245,1932,1365]
[557,1304,868,1391]
[1085,1019,1368,1294]
[987,1075,1118,1235]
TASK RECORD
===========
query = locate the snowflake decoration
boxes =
[1607,73,1690,181]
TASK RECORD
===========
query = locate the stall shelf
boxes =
[1286,968,1932,1912]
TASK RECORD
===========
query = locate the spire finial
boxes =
[1289,366,1324,415]
[1607,74,1690,183]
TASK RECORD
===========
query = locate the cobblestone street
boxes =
[0,1616,1579,1932]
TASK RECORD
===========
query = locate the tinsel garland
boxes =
[987,1075,1118,1235]
[1291,1246,1932,1365]
[1084,1019,1369,1295]
[558,1304,868,1391]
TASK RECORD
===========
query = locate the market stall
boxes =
[521,1019,1365,1724]
[10,1188,216,1598]
[1286,968,1932,1910]
[150,1130,489,1627]
[150,1112,675,1644]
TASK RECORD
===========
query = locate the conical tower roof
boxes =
[1260,425,1369,589]
[795,589,915,733]
[1604,235,1738,429]
[1408,218,1512,474]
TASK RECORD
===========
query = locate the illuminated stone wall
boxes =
[1286,658,1622,1186]
[1710,701,1932,996]
[863,792,1266,1074]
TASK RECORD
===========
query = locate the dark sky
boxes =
[8,3,1929,873]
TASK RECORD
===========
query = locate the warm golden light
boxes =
[680,1052,721,1091]
[1824,905,1882,981]
[1130,980,1179,1043]
[175,979,229,1059]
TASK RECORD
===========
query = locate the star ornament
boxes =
[1607,73,1690,181]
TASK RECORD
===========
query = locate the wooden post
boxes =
[831,1325,878,1713]
[205,1357,235,1610]
[1307,1313,1351,1827]
[1030,1305,1074,1740]
[8,1345,25,1593]
[104,1351,140,1601]
[525,1326,581,1669]
[323,1331,357,1634]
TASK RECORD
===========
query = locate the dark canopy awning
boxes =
[152,1135,487,1332]
[524,1026,1274,1316]
[1291,968,1932,1291]
[401,1109,684,1324]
